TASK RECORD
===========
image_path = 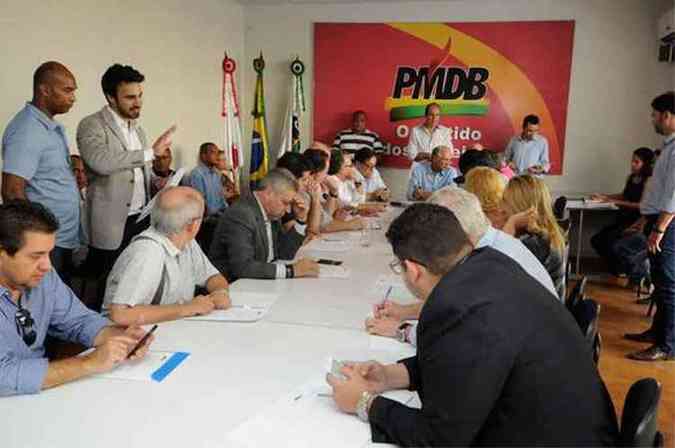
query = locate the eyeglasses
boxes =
[389,258,403,275]
[389,257,429,275]
[15,298,36,346]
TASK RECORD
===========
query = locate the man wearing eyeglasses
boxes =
[327,203,618,446]
[352,147,390,202]
[0,201,154,396]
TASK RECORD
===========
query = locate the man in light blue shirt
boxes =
[1,62,81,284]
[504,114,550,175]
[406,146,458,200]
[185,142,228,216]
[0,201,153,396]
[626,91,675,361]
[366,186,559,346]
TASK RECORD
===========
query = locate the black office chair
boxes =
[571,298,600,347]
[566,276,587,312]
[619,378,664,447]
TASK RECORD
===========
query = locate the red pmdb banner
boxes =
[313,22,575,173]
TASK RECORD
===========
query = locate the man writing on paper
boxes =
[209,168,319,281]
[104,187,230,325]
[406,146,458,201]
[327,203,618,446]
[366,186,558,344]
[0,201,153,397]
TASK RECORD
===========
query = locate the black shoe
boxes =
[627,345,675,361]
[624,329,657,343]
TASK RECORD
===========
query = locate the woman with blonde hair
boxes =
[502,175,566,299]
[464,167,507,228]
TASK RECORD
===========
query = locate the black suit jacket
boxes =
[208,193,304,281]
[369,248,619,447]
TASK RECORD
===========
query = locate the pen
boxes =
[127,324,158,359]
[384,286,392,302]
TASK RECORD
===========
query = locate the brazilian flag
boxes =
[249,54,269,189]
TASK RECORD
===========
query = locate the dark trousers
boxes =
[645,216,675,354]
[50,247,74,286]
[590,224,625,275]
[613,233,649,283]
[86,214,150,310]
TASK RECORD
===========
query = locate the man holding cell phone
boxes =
[0,201,153,397]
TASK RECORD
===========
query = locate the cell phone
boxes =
[317,259,343,266]
[390,201,404,207]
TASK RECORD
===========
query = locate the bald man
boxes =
[103,186,231,326]
[2,61,80,284]
[406,146,458,200]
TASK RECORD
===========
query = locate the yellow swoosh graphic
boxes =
[387,22,561,163]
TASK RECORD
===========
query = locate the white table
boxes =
[3,209,413,448]
[566,200,618,276]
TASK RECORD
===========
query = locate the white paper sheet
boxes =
[304,239,352,252]
[319,264,351,279]
[227,375,415,448]
[184,305,268,322]
[368,335,416,356]
[92,351,182,382]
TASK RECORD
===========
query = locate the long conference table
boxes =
[4,208,420,448]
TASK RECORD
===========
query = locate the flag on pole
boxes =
[279,57,306,157]
[249,52,270,189]
[222,52,243,192]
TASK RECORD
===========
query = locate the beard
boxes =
[653,122,664,135]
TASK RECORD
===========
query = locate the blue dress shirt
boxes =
[640,134,675,215]
[0,271,109,396]
[1,103,80,248]
[504,134,550,175]
[186,162,227,216]
[407,161,458,200]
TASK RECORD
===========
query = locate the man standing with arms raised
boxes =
[2,62,80,284]
[77,64,175,298]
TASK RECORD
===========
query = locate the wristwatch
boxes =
[397,322,412,343]
[356,391,377,422]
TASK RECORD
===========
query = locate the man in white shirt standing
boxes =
[77,64,176,301]
[406,103,453,162]
[504,114,550,175]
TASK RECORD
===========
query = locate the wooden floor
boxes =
[588,279,675,445]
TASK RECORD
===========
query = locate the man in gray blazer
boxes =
[209,168,319,281]
[77,64,174,298]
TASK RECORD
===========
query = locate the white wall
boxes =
[0,0,244,172]
[242,0,672,199]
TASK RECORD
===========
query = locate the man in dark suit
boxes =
[327,203,619,446]
[209,168,319,281]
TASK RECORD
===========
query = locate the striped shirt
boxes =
[332,128,384,154]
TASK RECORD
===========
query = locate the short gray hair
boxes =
[431,146,451,157]
[259,168,299,193]
[428,186,490,242]
[151,187,204,236]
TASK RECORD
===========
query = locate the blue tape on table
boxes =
[151,352,190,382]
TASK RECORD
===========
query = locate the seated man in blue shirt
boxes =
[406,146,457,201]
[185,142,228,217]
[0,201,153,396]
[504,114,550,175]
